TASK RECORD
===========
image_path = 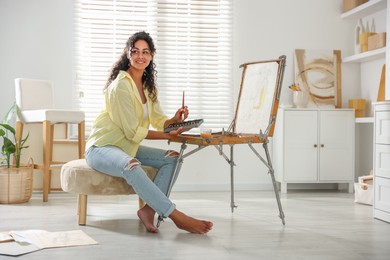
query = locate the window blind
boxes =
[73,0,233,134]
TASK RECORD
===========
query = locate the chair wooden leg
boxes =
[48,124,55,192]
[78,121,85,159]
[42,120,52,202]
[78,194,87,225]
[15,121,24,143]
[14,121,24,166]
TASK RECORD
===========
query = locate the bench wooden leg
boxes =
[78,194,87,225]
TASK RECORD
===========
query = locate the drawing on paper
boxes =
[234,61,279,134]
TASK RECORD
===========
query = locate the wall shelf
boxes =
[342,47,386,63]
[341,0,387,19]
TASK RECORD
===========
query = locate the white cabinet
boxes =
[273,109,355,193]
[374,102,390,222]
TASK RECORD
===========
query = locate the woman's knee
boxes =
[124,158,141,171]
[165,150,179,158]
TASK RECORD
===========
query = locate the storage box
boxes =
[354,182,373,205]
[358,175,373,185]
[342,0,368,12]
[368,33,386,51]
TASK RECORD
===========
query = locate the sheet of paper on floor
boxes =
[0,230,98,256]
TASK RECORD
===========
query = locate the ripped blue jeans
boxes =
[85,145,181,218]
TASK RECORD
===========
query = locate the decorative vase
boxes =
[293,91,309,108]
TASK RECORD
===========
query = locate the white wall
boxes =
[1,0,366,191]
[0,0,74,115]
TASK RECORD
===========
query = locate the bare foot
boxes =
[137,205,158,233]
[169,210,213,234]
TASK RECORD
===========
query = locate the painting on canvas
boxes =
[294,49,341,108]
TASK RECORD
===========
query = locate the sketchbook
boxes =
[163,119,204,133]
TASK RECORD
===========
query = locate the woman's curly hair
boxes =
[104,31,158,102]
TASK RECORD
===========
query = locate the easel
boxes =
[157,56,287,226]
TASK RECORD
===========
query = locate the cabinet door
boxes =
[375,144,390,178]
[284,110,318,181]
[374,176,390,214]
[375,110,390,144]
[319,110,354,181]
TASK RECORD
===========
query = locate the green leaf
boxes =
[0,123,16,135]
[3,136,16,154]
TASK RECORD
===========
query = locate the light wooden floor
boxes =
[1,190,389,260]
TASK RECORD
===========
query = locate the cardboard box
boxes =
[368,32,386,51]
[342,0,368,12]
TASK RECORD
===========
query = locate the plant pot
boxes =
[0,165,33,204]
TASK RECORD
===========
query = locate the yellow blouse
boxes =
[86,70,168,156]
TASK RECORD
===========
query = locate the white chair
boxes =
[15,78,85,202]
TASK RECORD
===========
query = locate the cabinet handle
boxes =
[321,144,324,148]
[314,144,318,148]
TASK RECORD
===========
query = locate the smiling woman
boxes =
[84,31,213,234]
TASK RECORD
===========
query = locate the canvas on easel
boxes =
[233,59,282,136]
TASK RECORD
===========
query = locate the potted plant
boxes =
[0,104,32,204]
[0,123,29,168]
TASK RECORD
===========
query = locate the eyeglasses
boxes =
[130,49,152,57]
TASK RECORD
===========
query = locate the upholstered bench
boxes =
[60,159,158,225]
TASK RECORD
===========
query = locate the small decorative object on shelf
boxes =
[293,91,309,108]
[356,18,377,53]
[359,31,376,52]
[355,19,365,53]
[290,83,309,108]
[348,98,366,117]
[368,32,386,51]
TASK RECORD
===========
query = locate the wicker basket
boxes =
[0,164,33,204]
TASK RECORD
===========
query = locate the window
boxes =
[74,0,233,134]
